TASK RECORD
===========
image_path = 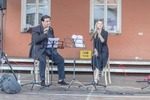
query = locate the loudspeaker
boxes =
[0,0,7,10]
[0,74,21,94]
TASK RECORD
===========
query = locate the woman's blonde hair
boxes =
[94,19,104,32]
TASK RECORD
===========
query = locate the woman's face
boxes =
[96,21,103,30]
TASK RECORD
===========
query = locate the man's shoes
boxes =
[41,80,45,86]
[58,80,68,85]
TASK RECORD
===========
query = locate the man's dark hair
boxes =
[41,15,51,21]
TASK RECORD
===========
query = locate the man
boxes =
[29,15,68,86]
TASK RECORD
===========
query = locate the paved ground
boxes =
[0,72,150,100]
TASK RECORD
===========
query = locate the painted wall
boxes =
[51,0,91,59]
[109,0,150,60]
[4,0,31,58]
[3,0,150,60]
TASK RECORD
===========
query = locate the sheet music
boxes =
[72,34,85,47]
[47,38,59,48]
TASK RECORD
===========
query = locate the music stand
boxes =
[47,38,60,86]
[47,38,65,87]
[64,36,87,90]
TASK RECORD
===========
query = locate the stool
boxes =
[34,56,50,84]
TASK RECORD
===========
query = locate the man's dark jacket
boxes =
[29,25,57,60]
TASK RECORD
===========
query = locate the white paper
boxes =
[71,34,85,47]
[47,38,59,48]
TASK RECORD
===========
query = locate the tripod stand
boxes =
[64,37,87,90]
[136,79,150,89]
[21,58,50,90]
[21,43,51,89]
[0,51,17,80]
[84,69,106,90]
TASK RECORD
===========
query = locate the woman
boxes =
[92,20,109,84]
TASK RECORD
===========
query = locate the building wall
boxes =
[109,0,150,60]
[51,0,91,59]
[3,0,150,60]
[4,0,31,57]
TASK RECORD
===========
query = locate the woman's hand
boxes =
[93,48,98,57]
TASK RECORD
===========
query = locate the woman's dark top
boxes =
[92,29,109,71]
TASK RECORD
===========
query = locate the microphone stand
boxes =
[21,43,50,90]
[21,43,45,90]
[83,35,106,91]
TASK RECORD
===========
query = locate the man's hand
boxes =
[44,27,49,34]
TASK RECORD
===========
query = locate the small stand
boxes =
[136,80,150,89]
[64,37,87,90]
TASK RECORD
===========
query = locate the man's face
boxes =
[42,18,51,28]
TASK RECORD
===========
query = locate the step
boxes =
[1,57,149,74]
[1,64,150,74]
[7,58,150,65]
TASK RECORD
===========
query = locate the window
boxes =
[21,0,51,33]
[90,0,122,34]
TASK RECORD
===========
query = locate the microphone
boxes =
[89,29,96,41]
[44,26,49,34]
[89,29,94,35]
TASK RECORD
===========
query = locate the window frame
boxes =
[21,0,51,33]
[90,0,122,34]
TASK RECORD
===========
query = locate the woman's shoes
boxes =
[94,79,99,85]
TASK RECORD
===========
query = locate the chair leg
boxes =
[94,68,100,83]
[103,58,112,85]
[34,60,39,82]
[104,65,108,85]
[46,58,50,84]
[107,59,111,84]
[34,58,50,84]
